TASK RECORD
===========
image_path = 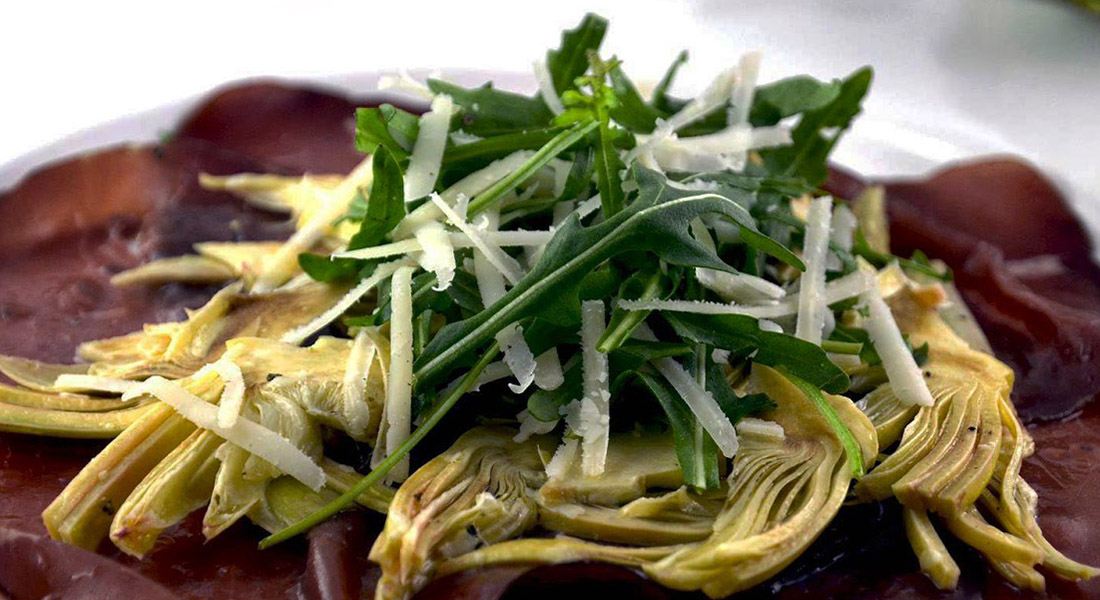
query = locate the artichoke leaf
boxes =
[640,364,876,599]
[0,354,87,391]
[110,255,238,287]
[109,428,223,557]
[538,433,683,507]
[0,382,141,413]
[369,427,547,600]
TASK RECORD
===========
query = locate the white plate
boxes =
[2,69,1096,250]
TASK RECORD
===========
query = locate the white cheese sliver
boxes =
[192,359,246,429]
[729,51,762,125]
[618,269,874,319]
[431,193,525,285]
[653,356,739,458]
[533,348,565,391]
[500,325,537,394]
[333,230,553,261]
[393,151,535,240]
[53,374,139,395]
[545,436,579,479]
[384,265,416,481]
[280,257,416,346]
[696,268,785,303]
[828,204,859,271]
[404,95,454,201]
[862,287,935,407]
[579,300,611,477]
[533,58,566,116]
[128,376,325,490]
[795,196,834,344]
[377,69,435,100]
[342,328,377,438]
[514,409,559,443]
[412,221,456,290]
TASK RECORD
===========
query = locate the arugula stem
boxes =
[468,121,597,217]
[258,341,502,549]
[597,271,663,353]
[776,367,865,478]
[820,340,862,355]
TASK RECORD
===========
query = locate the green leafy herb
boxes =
[775,367,865,478]
[546,13,609,94]
[428,79,554,136]
[636,367,719,490]
[355,104,420,163]
[650,50,689,113]
[347,147,406,250]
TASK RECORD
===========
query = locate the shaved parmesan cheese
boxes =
[393,151,535,240]
[253,157,373,292]
[127,376,325,490]
[192,359,246,429]
[759,319,784,333]
[377,69,435,100]
[280,257,416,346]
[828,204,858,270]
[736,417,785,440]
[618,269,874,319]
[431,193,525,285]
[579,300,611,476]
[862,287,935,407]
[697,268,786,303]
[533,58,566,115]
[412,221,456,290]
[333,230,552,261]
[795,196,834,344]
[575,195,602,219]
[342,328,377,438]
[53,374,139,395]
[405,94,454,201]
[533,348,565,391]
[729,52,762,125]
[545,436,579,479]
[653,356,739,458]
[514,408,559,443]
[384,266,416,481]
[627,66,739,165]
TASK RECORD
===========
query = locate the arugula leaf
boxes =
[559,146,594,202]
[414,166,784,389]
[760,67,873,186]
[441,127,562,180]
[749,76,843,127]
[298,253,362,283]
[662,312,850,394]
[705,362,776,423]
[636,367,719,489]
[650,50,689,113]
[776,367,865,478]
[355,104,420,162]
[428,79,554,135]
[346,147,406,251]
[598,270,674,353]
[608,65,660,133]
[547,13,609,94]
[468,120,597,216]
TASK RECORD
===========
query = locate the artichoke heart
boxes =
[859,285,1098,590]
[369,427,547,600]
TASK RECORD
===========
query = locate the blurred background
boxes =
[2,0,1097,212]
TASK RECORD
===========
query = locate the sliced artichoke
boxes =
[369,427,547,600]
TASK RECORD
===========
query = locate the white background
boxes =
[1,0,1098,217]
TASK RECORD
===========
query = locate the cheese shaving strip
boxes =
[735,417,785,440]
[430,193,525,285]
[579,300,611,476]
[332,230,553,261]
[729,51,762,125]
[472,209,539,394]
[125,376,325,490]
[618,269,875,319]
[412,221,457,290]
[828,204,858,271]
[377,69,436,100]
[648,125,792,173]
[405,94,454,202]
[342,328,377,438]
[533,58,566,115]
[690,219,784,303]
[253,157,374,293]
[795,196,834,344]
[653,356,740,458]
[383,266,416,482]
[52,374,140,395]
[393,151,536,240]
[862,287,935,407]
[514,408,559,443]
[281,257,417,346]
[192,359,246,429]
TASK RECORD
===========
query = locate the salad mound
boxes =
[0,13,1095,600]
